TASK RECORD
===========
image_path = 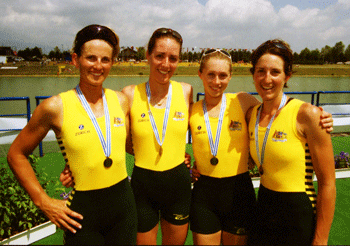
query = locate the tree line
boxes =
[15,41,350,64]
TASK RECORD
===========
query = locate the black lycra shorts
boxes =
[248,184,315,246]
[64,178,137,245]
[131,163,191,232]
[190,172,257,235]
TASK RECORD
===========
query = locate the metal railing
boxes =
[2,91,349,154]
[35,96,51,156]
[196,91,318,105]
[0,97,31,131]
[316,91,350,127]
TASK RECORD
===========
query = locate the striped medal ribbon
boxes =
[76,85,112,167]
[203,94,227,165]
[145,81,172,156]
[255,93,287,174]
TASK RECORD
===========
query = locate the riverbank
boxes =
[1,61,350,76]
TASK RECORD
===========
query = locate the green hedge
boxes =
[0,155,65,241]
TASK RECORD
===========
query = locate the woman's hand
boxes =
[191,161,201,183]
[59,165,74,188]
[319,107,334,133]
[40,196,83,233]
[185,152,192,169]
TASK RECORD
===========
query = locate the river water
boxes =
[0,75,349,156]
[1,75,350,115]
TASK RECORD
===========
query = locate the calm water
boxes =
[1,76,350,115]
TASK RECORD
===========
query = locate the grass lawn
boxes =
[1,136,349,245]
[36,177,350,245]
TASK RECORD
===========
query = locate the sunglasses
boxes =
[153,28,183,43]
[75,24,119,50]
[201,48,232,61]
[256,40,289,52]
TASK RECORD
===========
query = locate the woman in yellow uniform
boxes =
[190,49,260,245]
[7,24,137,245]
[189,49,334,245]
[247,39,336,245]
[122,28,193,245]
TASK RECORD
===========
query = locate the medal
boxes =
[76,85,112,167]
[146,81,172,156]
[104,157,113,168]
[255,93,287,175]
[203,94,226,166]
[210,157,219,165]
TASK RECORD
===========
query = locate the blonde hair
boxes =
[199,51,232,74]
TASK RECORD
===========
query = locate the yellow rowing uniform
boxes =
[57,89,127,191]
[190,93,249,178]
[130,81,188,171]
[248,99,316,209]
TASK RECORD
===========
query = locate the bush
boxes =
[0,155,65,241]
[334,151,350,169]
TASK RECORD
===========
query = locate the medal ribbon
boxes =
[76,85,111,158]
[255,93,287,167]
[145,81,172,148]
[203,94,227,158]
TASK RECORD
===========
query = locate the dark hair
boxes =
[73,24,120,59]
[250,39,293,77]
[199,49,232,74]
[147,28,183,55]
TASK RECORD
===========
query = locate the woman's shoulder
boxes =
[41,94,63,114]
[297,101,321,120]
[176,81,192,93]
[121,84,137,100]
[174,81,193,106]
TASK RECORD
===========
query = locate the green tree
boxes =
[310,49,322,64]
[293,52,300,64]
[299,48,311,64]
[181,52,188,61]
[17,48,31,61]
[135,47,146,61]
[331,41,345,63]
[345,44,350,61]
[193,52,200,62]
[32,47,43,59]
[48,46,62,60]
[188,51,193,62]
[321,45,332,63]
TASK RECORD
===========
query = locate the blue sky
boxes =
[1,0,350,54]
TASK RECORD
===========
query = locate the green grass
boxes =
[1,137,349,245]
[35,178,350,245]
[332,135,350,155]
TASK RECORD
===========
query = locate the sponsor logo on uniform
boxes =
[229,120,242,131]
[272,130,287,142]
[195,125,206,135]
[138,113,149,122]
[75,124,90,136]
[114,117,124,127]
[173,111,185,121]
[173,214,189,220]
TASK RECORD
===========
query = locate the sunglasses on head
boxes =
[76,25,119,48]
[154,28,183,43]
[201,48,232,61]
[257,40,289,52]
